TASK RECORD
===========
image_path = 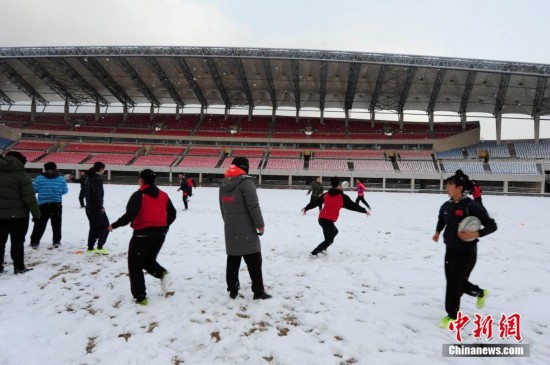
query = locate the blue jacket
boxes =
[33,171,68,205]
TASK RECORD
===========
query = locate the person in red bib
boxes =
[109,169,177,305]
[302,176,369,256]
[471,180,483,207]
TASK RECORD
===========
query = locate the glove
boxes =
[257,227,264,236]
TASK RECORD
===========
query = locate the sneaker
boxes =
[476,289,489,309]
[311,249,319,256]
[95,248,109,255]
[439,316,456,329]
[52,242,61,248]
[86,249,95,254]
[14,268,33,275]
[253,292,272,300]
[30,244,39,249]
[136,298,148,306]
[229,289,239,299]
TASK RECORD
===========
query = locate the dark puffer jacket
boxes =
[219,166,265,256]
[0,155,40,220]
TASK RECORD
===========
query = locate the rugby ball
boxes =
[341,181,350,188]
[458,216,481,242]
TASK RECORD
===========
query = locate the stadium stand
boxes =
[436,148,464,159]
[220,157,263,170]
[11,140,54,151]
[489,161,538,175]
[352,160,395,173]
[268,149,302,158]
[149,146,186,155]
[39,152,90,164]
[313,149,386,160]
[230,148,266,158]
[397,161,438,173]
[442,161,485,175]
[309,159,349,171]
[397,150,433,160]
[87,154,135,166]
[186,147,221,156]
[132,155,177,167]
[513,140,550,158]
[64,143,140,154]
[16,150,46,163]
[177,156,220,168]
[0,137,14,149]
[264,158,304,170]
[467,141,510,158]
[113,128,152,135]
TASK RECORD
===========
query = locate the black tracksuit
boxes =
[71,175,87,208]
[0,217,29,272]
[179,178,189,209]
[111,184,177,301]
[435,197,497,319]
[304,188,367,255]
[85,169,109,250]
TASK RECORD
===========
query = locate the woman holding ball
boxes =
[432,170,497,328]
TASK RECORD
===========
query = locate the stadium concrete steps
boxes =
[391,161,399,172]
[509,142,518,158]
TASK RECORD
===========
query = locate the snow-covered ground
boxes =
[1,183,549,365]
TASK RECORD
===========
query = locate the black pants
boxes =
[444,249,482,319]
[182,195,188,209]
[312,218,339,254]
[79,189,86,208]
[30,203,62,245]
[474,197,483,207]
[226,252,264,295]
[0,217,29,272]
[355,195,371,210]
[128,234,167,300]
[310,195,322,211]
[85,207,109,250]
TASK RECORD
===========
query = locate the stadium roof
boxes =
[0,46,549,117]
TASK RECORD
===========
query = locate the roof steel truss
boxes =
[50,58,108,106]
[262,59,277,109]
[291,59,300,110]
[206,58,231,108]
[459,70,477,115]
[319,62,328,111]
[344,63,361,111]
[146,57,184,108]
[0,60,47,104]
[532,76,548,116]
[0,88,13,105]
[175,58,208,107]
[427,69,447,115]
[235,59,254,108]
[116,58,160,107]
[79,58,135,106]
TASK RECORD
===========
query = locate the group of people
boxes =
[1,151,497,323]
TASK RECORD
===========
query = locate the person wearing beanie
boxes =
[108,169,177,305]
[0,152,40,274]
[219,156,271,300]
[433,170,497,328]
[302,176,370,256]
[29,161,68,249]
[85,161,110,254]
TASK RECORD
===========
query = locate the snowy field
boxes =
[1,183,549,365]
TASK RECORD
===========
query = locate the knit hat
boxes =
[44,162,57,171]
[231,156,249,173]
[139,169,156,185]
[330,176,340,188]
[5,151,27,165]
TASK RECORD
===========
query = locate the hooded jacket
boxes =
[85,169,105,209]
[219,165,265,256]
[0,155,40,220]
[33,170,68,205]
[111,184,176,235]
[304,188,366,222]
[436,196,497,252]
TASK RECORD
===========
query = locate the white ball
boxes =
[341,181,350,188]
[458,216,481,242]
